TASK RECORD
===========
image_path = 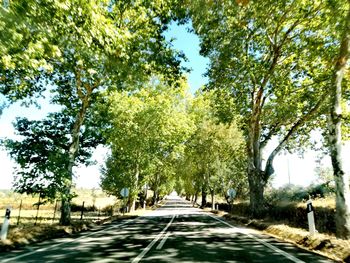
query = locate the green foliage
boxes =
[100,78,195,201]
[177,90,248,198]
[3,112,102,201]
[1,0,185,103]
[189,0,341,151]
[1,0,186,223]
[187,0,350,216]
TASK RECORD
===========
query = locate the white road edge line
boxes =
[0,219,134,263]
[207,214,305,263]
[156,231,171,250]
[132,214,175,263]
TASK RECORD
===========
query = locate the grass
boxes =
[219,211,350,262]
[0,188,118,226]
[207,195,349,262]
[0,188,153,253]
[295,196,335,208]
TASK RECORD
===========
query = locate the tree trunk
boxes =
[153,190,158,205]
[59,84,92,225]
[329,5,350,239]
[130,166,140,212]
[144,185,147,209]
[194,192,198,205]
[201,185,207,208]
[248,166,266,218]
[211,190,215,210]
[247,107,266,218]
[130,199,136,212]
[59,190,72,225]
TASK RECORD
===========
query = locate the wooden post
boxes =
[34,195,41,226]
[80,201,85,220]
[52,200,58,223]
[17,200,22,226]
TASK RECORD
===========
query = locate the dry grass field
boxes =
[0,188,118,226]
[0,188,152,252]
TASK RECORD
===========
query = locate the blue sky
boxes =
[164,22,209,93]
[0,22,337,189]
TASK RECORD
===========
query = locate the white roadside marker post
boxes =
[1,207,11,241]
[306,199,316,236]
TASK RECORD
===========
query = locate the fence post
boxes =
[80,201,85,221]
[97,207,100,221]
[17,200,22,226]
[52,200,58,224]
[34,195,41,226]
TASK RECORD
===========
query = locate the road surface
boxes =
[0,196,333,262]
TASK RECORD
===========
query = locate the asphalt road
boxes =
[0,195,334,263]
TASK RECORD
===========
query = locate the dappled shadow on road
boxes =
[143,214,333,263]
[1,216,172,263]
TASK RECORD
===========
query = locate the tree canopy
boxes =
[100,78,194,209]
[2,0,350,238]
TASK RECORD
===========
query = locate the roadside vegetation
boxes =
[1,0,350,254]
[0,189,117,225]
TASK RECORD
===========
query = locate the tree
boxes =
[188,0,339,216]
[1,0,185,224]
[3,111,101,202]
[178,91,247,208]
[100,79,194,210]
[328,0,350,239]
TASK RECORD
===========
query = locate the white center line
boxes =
[132,213,175,262]
[156,231,171,250]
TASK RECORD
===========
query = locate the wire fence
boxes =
[1,199,122,227]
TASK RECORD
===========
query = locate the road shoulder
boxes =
[206,209,349,262]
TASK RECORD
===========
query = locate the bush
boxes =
[308,183,335,199]
[70,203,97,212]
[265,183,335,205]
[219,200,336,234]
[101,205,114,216]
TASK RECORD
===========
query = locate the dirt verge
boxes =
[211,210,350,263]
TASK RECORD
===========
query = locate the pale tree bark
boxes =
[248,91,329,218]
[60,79,93,225]
[329,3,350,239]
[247,86,266,217]
[130,164,140,212]
[211,189,215,210]
[245,7,320,218]
[152,172,159,205]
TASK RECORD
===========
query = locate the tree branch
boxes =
[263,91,328,180]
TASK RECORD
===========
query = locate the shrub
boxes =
[101,204,115,216]
[307,183,335,199]
[70,203,97,212]
[265,183,335,205]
